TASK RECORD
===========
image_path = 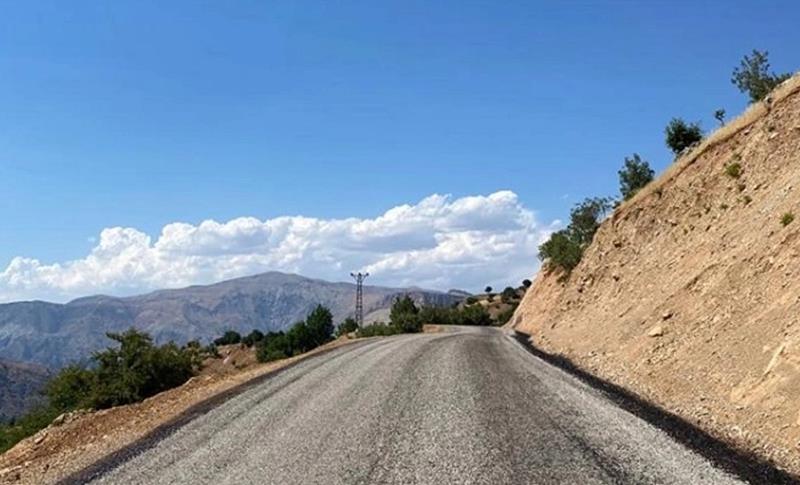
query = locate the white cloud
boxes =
[0,191,555,303]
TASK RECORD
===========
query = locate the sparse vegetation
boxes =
[1,330,203,453]
[725,162,742,179]
[419,304,493,327]
[714,109,726,126]
[665,118,703,155]
[732,50,791,103]
[335,317,359,337]
[242,329,264,347]
[501,286,517,303]
[255,305,335,363]
[390,295,423,333]
[355,322,402,337]
[781,212,795,227]
[214,330,242,346]
[539,197,614,273]
[618,153,654,200]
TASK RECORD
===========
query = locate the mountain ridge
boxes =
[0,271,461,368]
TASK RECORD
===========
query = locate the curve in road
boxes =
[77,327,742,484]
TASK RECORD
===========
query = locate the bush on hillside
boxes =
[305,304,335,348]
[256,332,292,362]
[522,279,532,289]
[665,118,703,155]
[336,317,359,337]
[1,329,201,453]
[356,323,402,337]
[418,303,492,326]
[732,50,791,103]
[495,303,519,326]
[390,295,423,333]
[214,330,242,346]
[538,230,582,272]
[501,286,517,303]
[725,162,742,179]
[91,330,195,408]
[255,305,335,362]
[539,197,614,274]
[618,153,654,200]
[242,329,265,347]
[567,197,614,247]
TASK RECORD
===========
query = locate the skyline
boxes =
[1,1,799,301]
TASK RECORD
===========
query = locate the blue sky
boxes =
[1,1,798,300]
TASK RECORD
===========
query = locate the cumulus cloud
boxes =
[0,191,555,303]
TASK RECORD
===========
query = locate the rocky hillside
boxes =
[0,271,460,368]
[0,360,50,422]
[512,74,800,474]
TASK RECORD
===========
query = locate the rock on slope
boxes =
[512,74,800,474]
[0,360,50,422]
[0,271,460,368]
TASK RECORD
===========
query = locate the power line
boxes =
[350,272,369,327]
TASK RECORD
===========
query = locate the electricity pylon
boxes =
[350,272,369,327]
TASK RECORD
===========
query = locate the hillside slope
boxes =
[513,74,800,474]
[0,271,459,368]
[0,360,50,422]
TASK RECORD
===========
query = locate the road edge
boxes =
[506,330,799,485]
[54,337,372,485]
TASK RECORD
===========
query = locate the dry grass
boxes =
[615,72,800,218]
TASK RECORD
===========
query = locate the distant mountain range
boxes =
[0,359,50,422]
[0,271,463,369]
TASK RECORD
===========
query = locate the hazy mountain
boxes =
[0,271,461,368]
[0,359,51,422]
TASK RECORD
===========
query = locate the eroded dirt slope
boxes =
[513,75,800,475]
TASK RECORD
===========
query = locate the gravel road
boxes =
[84,326,743,484]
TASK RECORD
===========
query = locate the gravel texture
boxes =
[81,327,743,485]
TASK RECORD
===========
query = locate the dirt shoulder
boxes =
[0,337,361,485]
[513,74,800,476]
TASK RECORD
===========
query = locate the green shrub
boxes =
[45,365,94,412]
[732,50,791,103]
[618,154,654,200]
[781,212,795,226]
[336,317,359,338]
[665,118,703,155]
[356,323,402,338]
[90,330,195,409]
[390,296,422,333]
[256,332,291,362]
[305,304,335,348]
[214,330,242,346]
[465,296,478,305]
[539,197,614,274]
[539,230,583,272]
[1,329,198,453]
[501,286,517,303]
[253,305,335,362]
[725,162,742,178]
[714,108,726,126]
[522,279,532,289]
[242,330,265,347]
[0,406,59,453]
[495,303,519,326]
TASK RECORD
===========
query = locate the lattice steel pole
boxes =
[350,272,369,327]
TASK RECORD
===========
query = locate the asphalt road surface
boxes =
[85,326,743,485]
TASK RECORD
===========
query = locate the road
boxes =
[83,326,742,485]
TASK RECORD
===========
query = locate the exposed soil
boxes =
[512,74,800,476]
[0,338,359,485]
